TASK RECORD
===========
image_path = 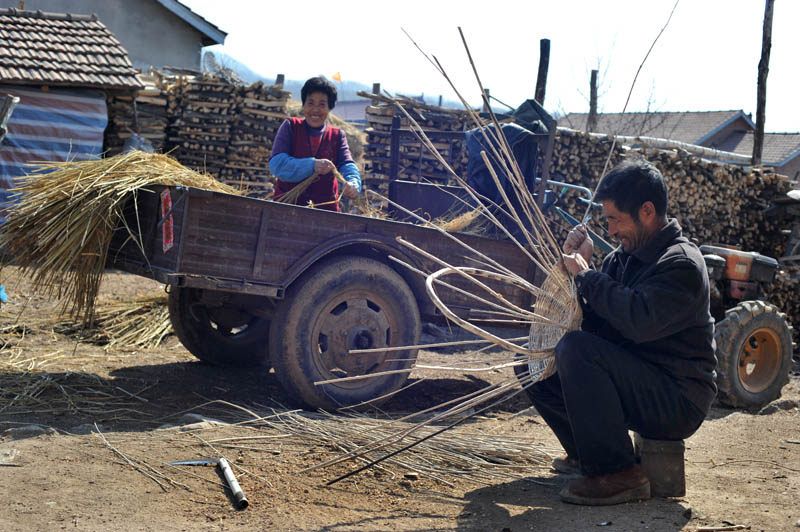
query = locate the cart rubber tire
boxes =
[269,256,420,411]
[714,300,793,410]
[168,287,271,367]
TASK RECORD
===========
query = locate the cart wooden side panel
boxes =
[108,185,538,318]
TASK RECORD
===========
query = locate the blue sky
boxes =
[181,0,799,133]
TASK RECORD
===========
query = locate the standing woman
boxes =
[269,77,361,211]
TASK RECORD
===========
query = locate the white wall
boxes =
[22,0,206,71]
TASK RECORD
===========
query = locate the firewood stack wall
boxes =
[166,75,235,178]
[220,81,290,196]
[361,94,474,194]
[104,72,290,197]
[105,72,169,155]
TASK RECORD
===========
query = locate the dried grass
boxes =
[0,151,240,324]
[0,348,150,417]
[162,400,559,486]
[53,294,171,350]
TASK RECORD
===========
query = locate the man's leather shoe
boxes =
[559,464,651,506]
[551,455,580,475]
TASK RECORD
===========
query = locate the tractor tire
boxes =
[714,300,794,410]
[168,287,271,367]
[269,256,420,411]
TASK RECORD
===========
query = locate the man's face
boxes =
[601,200,650,253]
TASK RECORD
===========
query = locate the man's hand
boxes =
[561,252,590,276]
[563,224,593,264]
[341,182,359,198]
[314,158,335,175]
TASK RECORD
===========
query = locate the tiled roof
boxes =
[560,110,751,145]
[0,8,142,90]
[716,131,800,167]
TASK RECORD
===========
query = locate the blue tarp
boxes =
[0,85,107,222]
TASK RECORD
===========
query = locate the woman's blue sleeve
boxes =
[269,153,316,182]
[339,162,361,192]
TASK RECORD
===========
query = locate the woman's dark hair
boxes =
[594,158,668,218]
[301,77,337,109]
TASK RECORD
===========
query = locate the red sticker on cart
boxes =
[160,188,174,253]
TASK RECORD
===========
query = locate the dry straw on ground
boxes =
[53,294,171,350]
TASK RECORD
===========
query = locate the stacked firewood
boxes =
[105,71,291,195]
[104,72,169,155]
[360,92,473,193]
[166,74,235,176]
[221,81,291,197]
[546,130,791,254]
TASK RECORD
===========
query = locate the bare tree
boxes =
[587,70,598,133]
[753,0,774,166]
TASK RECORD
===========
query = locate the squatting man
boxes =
[527,158,717,505]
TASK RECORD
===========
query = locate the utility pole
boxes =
[753,0,774,166]
[587,69,598,133]
[535,39,550,106]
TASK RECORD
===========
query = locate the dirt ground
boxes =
[0,266,798,532]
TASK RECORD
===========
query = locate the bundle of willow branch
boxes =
[173,401,558,486]
[54,294,171,350]
[0,151,240,325]
[273,168,345,206]
[311,30,583,482]
[273,167,384,219]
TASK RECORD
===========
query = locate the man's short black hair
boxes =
[301,76,337,109]
[594,158,668,218]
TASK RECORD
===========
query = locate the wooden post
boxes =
[275,74,285,88]
[753,0,774,166]
[587,69,598,133]
[482,88,490,112]
[535,39,550,106]
[372,83,381,105]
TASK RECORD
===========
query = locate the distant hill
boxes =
[202,50,475,109]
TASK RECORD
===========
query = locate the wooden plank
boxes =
[252,207,270,277]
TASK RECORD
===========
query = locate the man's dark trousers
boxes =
[528,330,707,476]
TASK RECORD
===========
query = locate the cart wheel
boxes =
[168,287,271,367]
[714,300,794,410]
[269,256,420,410]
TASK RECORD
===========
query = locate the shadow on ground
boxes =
[456,476,690,532]
[1,355,531,434]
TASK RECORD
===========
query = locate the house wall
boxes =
[701,116,753,149]
[334,100,369,124]
[777,156,800,182]
[23,0,205,71]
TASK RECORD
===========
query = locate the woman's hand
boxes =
[341,183,359,198]
[314,159,335,175]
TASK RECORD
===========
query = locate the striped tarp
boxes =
[0,85,107,219]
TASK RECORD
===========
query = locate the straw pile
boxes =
[0,151,240,324]
[0,349,149,418]
[54,294,171,350]
[151,400,560,487]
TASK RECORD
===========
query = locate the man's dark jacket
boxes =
[574,218,717,412]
